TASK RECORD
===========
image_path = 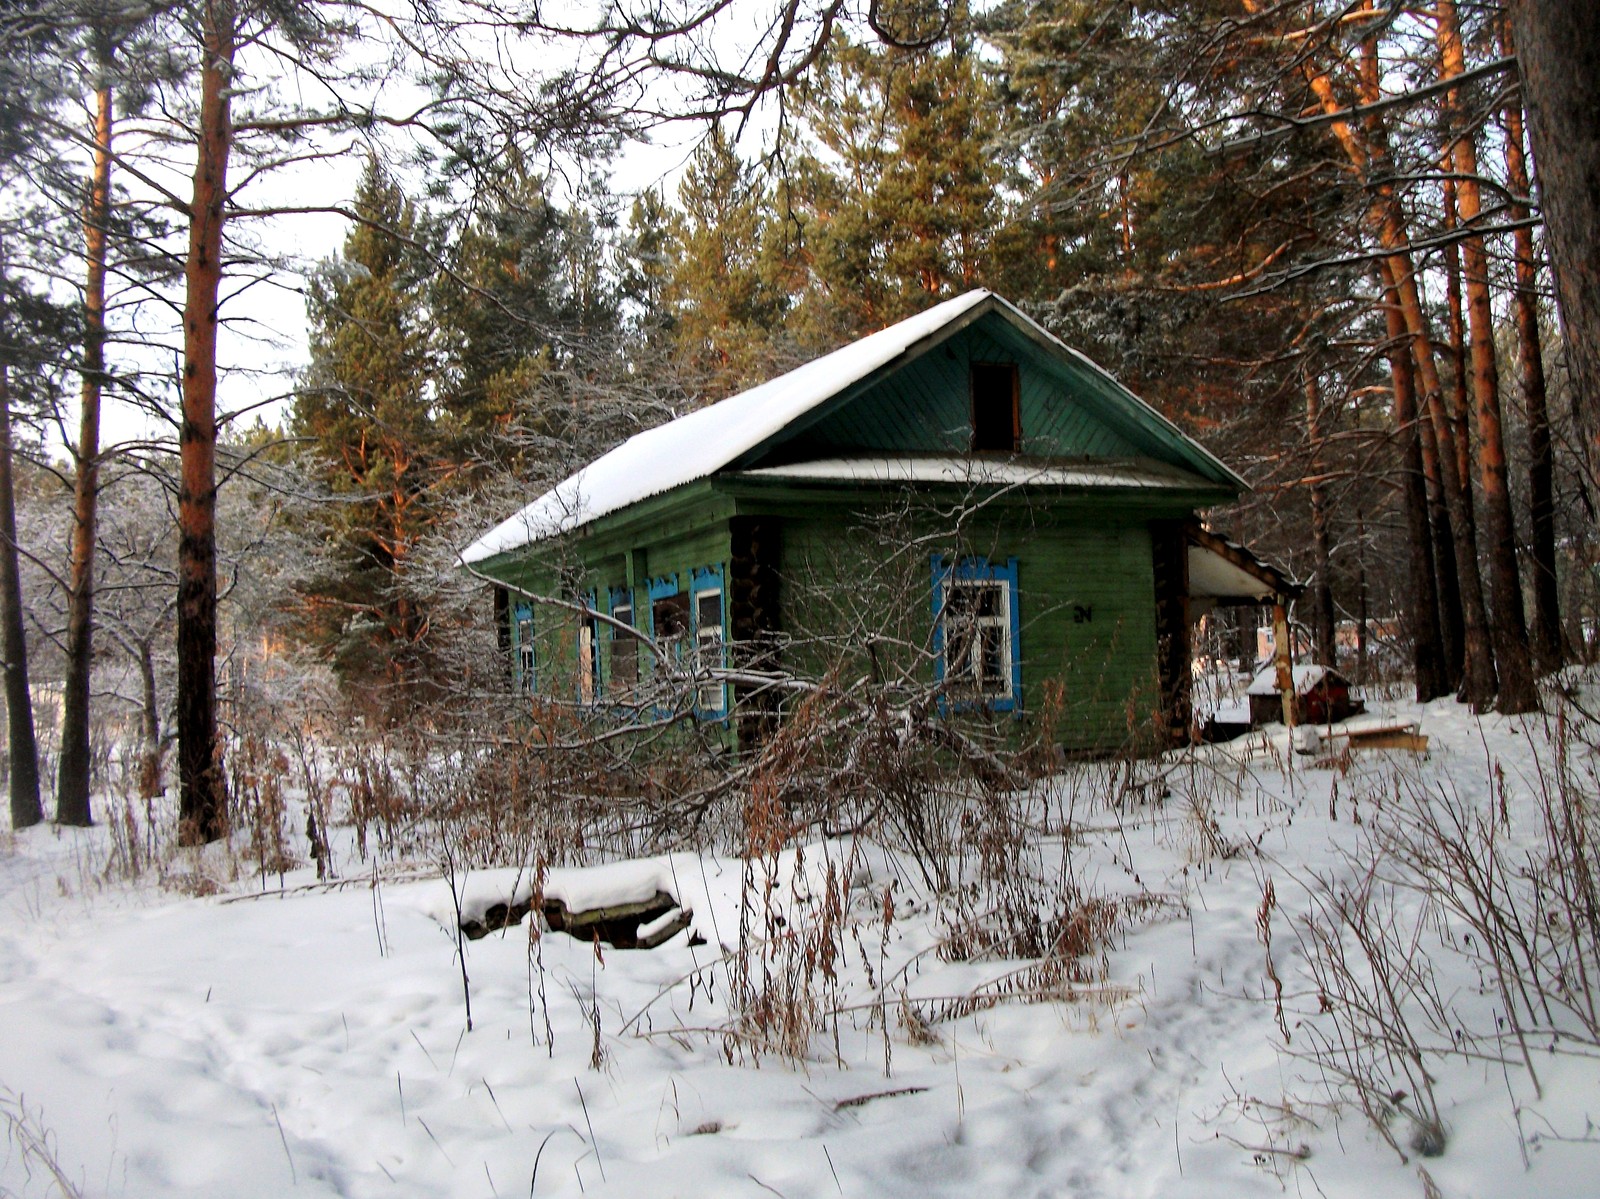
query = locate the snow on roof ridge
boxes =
[736,455,1205,488]
[460,290,993,563]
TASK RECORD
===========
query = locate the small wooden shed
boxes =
[1247,664,1362,727]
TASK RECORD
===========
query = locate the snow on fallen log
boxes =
[415,859,695,947]
[543,859,692,949]
[543,858,680,913]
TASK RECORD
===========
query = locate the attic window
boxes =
[970,362,1019,453]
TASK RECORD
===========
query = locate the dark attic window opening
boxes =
[971,361,1019,453]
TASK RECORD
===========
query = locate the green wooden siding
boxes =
[477,482,1196,752]
[766,497,1164,752]
[471,511,735,729]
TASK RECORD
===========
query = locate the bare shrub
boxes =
[0,1089,83,1199]
[232,732,295,882]
[1294,848,1452,1161]
[725,726,853,1063]
[1289,681,1600,1163]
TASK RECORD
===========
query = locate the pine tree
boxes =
[433,168,568,455]
[434,169,633,477]
[0,265,71,831]
[665,128,798,400]
[783,32,1007,341]
[293,158,443,698]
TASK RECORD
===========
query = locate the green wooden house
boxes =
[460,290,1294,751]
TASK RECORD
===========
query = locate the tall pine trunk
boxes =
[1438,0,1537,713]
[1355,507,1370,685]
[136,638,161,800]
[1439,175,1477,532]
[1432,174,1469,687]
[1305,369,1337,668]
[57,61,113,826]
[1249,0,1488,704]
[0,363,41,829]
[1510,2,1600,452]
[1400,243,1498,709]
[177,0,234,846]
[1417,381,1464,687]
[1501,15,1563,673]
[1378,261,1448,702]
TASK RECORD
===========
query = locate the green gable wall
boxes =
[743,309,1232,484]
[770,322,1145,461]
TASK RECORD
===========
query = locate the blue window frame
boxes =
[690,565,727,717]
[576,590,599,705]
[646,574,686,669]
[512,602,535,694]
[931,555,1021,714]
[607,586,638,697]
[646,574,689,718]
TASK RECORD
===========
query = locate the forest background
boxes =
[1,0,1598,841]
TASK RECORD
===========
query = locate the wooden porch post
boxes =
[1273,596,1296,728]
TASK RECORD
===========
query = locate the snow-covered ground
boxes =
[2,694,1597,1197]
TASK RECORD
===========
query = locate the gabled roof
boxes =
[461,290,1246,565]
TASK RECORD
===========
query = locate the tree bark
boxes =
[56,65,113,826]
[1305,369,1337,668]
[1377,261,1448,702]
[0,363,41,829]
[1510,1,1600,457]
[177,0,235,846]
[1438,0,1538,714]
[1400,243,1498,709]
[1434,172,1472,684]
[1501,14,1563,673]
[137,638,161,801]
[1355,507,1369,686]
[1416,374,1464,687]
[1440,172,1476,515]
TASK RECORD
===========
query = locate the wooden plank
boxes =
[1343,728,1429,752]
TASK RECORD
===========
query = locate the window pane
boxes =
[695,588,724,712]
[942,575,1011,701]
[516,614,535,693]
[653,593,689,639]
[979,626,1005,684]
[610,603,636,690]
[578,623,596,705]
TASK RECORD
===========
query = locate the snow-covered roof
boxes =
[1188,544,1278,601]
[1247,663,1338,696]
[460,289,1242,565]
[1186,524,1301,601]
[735,456,1210,489]
[461,292,990,563]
